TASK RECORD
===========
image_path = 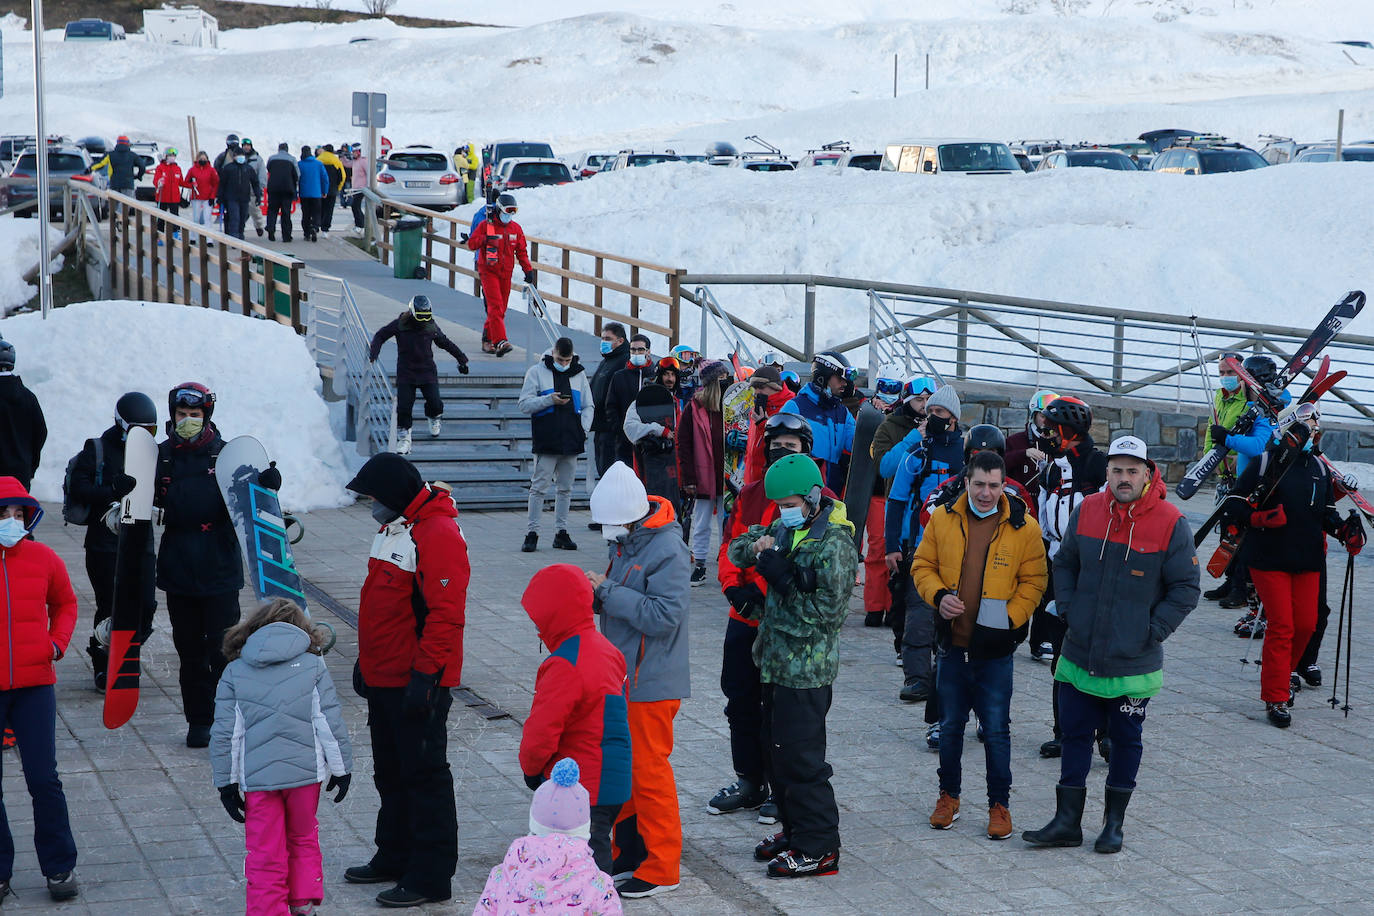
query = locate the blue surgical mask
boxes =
[498,212,513,224]
[553,361,570,372]
[1302,439,1314,453]
[630,354,648,367]
[600,340,614,355]
[235,155,246,164]
[778,506,807,528]
[968,498,999,519]
[0,517,25,548]
[1220,376,1240,392]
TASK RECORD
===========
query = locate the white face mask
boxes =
[0,517,25,548]
[601,525,629,542]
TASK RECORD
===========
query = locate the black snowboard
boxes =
[634,383,680,507]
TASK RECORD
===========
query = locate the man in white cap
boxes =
[1023,435,1198,855]
[585,462,690,899]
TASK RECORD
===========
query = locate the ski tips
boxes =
[1340,290,1365,309]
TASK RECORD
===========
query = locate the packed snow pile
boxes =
[2,301,351,510]
[0,218,55,316]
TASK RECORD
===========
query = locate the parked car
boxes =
[63,18,126,40]
[377,145,464,210]
[704,141,738,166]
[1010,139,1064,169]
[1037,148,1138,171]
[1257,135,1316,165]
[0,135,36,172]
[128,141,161,201]
[495,158,574,191]
[730,155,795,172]
[882,139,1020,175]
[601,149,683,173]
[481,139,556,194]
[1138,128,1205,154]
[1293,144,1374,163]
[6,144,106,218]
[1151,137,1268,174]
[836,150,883,170]
[798,142,851,168]
[567,150,614,179]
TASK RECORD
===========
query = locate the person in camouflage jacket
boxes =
[725,454,859,878]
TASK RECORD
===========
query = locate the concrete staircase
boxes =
[396,371,591,511]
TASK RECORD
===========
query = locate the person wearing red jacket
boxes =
[182,151,219,233]
[518,564,632,875]
[0,478,79,903]
[466,193,533,357]
[742,366,796,486]
[343,453,468,908]
[152,148,185,233]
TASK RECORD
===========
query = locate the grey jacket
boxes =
[210,622,352,792]
[594,496,691,702]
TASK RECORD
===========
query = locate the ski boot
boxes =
[707,778,767,816]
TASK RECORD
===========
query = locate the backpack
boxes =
[62,438,104,526]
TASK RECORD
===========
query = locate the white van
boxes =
[881,139,1020,175]
[63,19,126,41]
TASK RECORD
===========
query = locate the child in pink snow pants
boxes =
[210,599,353,916]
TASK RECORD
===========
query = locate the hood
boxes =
[0,477,42,530]
[542,353,586,377]
[1098,464,1168,561]
[763,387,794,414]
[818,494,854,535]
[522,564,595,649]
[491,835,603,905]
[347,452,425,514]
[240,621,311,667]
[404,483,459,524]
[623,495,677,547]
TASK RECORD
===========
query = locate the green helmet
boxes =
[764,453,824,503]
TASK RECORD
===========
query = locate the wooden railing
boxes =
[371,197,685,345]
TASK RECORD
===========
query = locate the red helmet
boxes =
[168,382,216,423]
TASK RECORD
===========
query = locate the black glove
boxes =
[401,668,440,719]
[1340,513,1366,555]
[460,231,469,243]
[524,270,536,285]
[1209,424,1230,447]
[755,548,795,590]
[458,360,470,375]
[326,773,351,803]
[524,771,544,791]
[219,784,246,823]
[112,473,137,498]
[723,584,765,613]
[257,461,281,491]
[352,659,368,699]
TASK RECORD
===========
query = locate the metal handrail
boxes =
[866,290,945,386]
[308,272,395,455]
[524,285,561,356]
[694,285,758,366]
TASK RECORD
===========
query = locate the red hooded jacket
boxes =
[182,162,219,202]
[468,217,533,277]
[518,565,632,807]
[153,161,184,204]
[358,484,468,687]
[0,478,77,690]
[743,387,795,486]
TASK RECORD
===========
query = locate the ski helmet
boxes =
[0,339,14,371]
[168,382,215,422]
[758,350,785,368]
[408,295,433,322]
[873,362,907,405]
[115,392,157,431]
[1280,401,1319,450]
[1241,355,1280,391]
[811,351,854,389]
[670,344,699,365]
[763,411,813,454]
[780,369,801,392]
[764,452,824,508]
[655,356,681,385]
[225,133,239,147]
[164,147,178,160]
[964,424,1007,459]
[1027,389,1059,438]
[900,375,938,403]
[1043,396,1092,439]
[496,193,518,215]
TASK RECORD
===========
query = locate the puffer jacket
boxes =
[266,150,299,195]
[725,496,859,689]
[913,491,1047,659]
[1054,466,1199,678]
[779,383,855,493]
[1232,445,1342,573]
[594,497,691,702]
[93,142,145,190]
[0,478,77,690]
[155,427,244,596]
[519,354,594,456]
[153,161,184,204]
[297,155,330,199]
[473,835,622,916]
[883,425,964,553]
[67,425,124,553]
[369,311,469,386]
[210,622,351,792]
[871,407,918,481]
[183,162,218,201]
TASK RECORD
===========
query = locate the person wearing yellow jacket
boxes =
[912,450,1047,841]
[315,145,346,234]
[464,143,480,205]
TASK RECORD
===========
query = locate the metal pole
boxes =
[925,53,930,90]
[893,54,897,99]
[31,0,52,318]
[365,124,377,249]
[1336,108,1345,163]
[803,283,816,362]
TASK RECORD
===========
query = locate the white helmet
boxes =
[874,361,907,405]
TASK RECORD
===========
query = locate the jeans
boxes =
[245,782,323,914]
[190,199,213,230]
[0,686,77,881]
[762,684,839,856]
[222,197,247,239]
[166,591,241,727]
[396,382,442,431]
[1059,683,1148,790]
[689,497,718,563]
[720,617,765,786]
[527,453,576,534]
[936,648,1012,808]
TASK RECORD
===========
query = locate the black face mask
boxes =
[926,414,949,437]
[767,446,800,467]
[754,393,768,412]
[371,502,400,525]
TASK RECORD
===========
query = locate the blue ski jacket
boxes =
[298,155,330,199]
[779,383,854,493]
[1221,390,1288,475]
[883,426,964,553]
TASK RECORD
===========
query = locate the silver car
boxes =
[375,145,463,211]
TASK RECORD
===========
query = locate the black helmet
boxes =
[964,424,1006,459]
[496,193,518,214]
[763,411,814,455]
[811,350,854,388]
[226,133,239,146]
[408,295,433,321]
[1043,396,1093,438]
[115,392,157,430]
[1241,355,1280,391]
[0,339,14,371]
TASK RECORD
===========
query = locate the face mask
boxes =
[371,502,400,525]
[198,159,208,166]
[235,155,246,164]
[175,416,204,440]
[1220,376,1240,392]
[601,524,629,542]
[778,505,807,528]
[968,498,999,519]
[926,414,949,436]
[767,446,798,467]
[0,517,25,548]
[630,354,648,367]
[1302,439,1314,453]
[553,361,570,372]
[498,212,513,223]
[599,340,613,355]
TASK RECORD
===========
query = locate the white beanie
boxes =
[589,461,650,525]
[927,385,961,419]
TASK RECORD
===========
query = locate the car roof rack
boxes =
[744,134,783,157]
[805,141,851,155]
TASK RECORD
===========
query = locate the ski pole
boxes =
[1329,548,1353,714]
[1240,582,1264,669]
[1189,316,1220,426]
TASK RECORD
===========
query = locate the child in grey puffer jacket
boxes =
[211,599,352,916]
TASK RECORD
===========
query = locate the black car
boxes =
[1152,141,1267,174]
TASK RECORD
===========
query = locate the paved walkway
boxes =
[16,492,1374,914]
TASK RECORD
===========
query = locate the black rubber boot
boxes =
[1094,786,1132,854]
[1021,784,1086,847]
[88,639,108,692]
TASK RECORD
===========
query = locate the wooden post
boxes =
[667,270,683,348]
[181,229,192,305]
[629,265,640,340]
[240,251,252,317]
[424,216,433,273]
[263,257,278,322]
[381,216,390,266]
[531,241,541,292]
[592,256,602,331]
[218,241,229,311]
[135,213,146,300]
[560,248,570,307]
[288,264,303,333]
[108,200,118,294]
[120,204,131,297]
[149,215,162,301]
[447,221,457,290]
[198,234,210,307]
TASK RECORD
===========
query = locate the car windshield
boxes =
[629,155,679,166]
[65,21,111,38]
[813,155,842,166]
[511,163,571,180]
[938,143,1017,172]
[15,152,86,172]
[1198,150,1267,173]
[746,161,793,171]
[846,155,882,170]
[586,154,610,167]
[1067,152,1136,170]
[386,153,449,171]
[496,143,554,161]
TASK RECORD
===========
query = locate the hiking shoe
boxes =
[987,804,1012,840]
[758,797,778,825]
[186,725,210,748]
[428,417,442,437]
[930,792,960,829]
[1039,737,1062,758]
[552,530,577,551]
[617,877,677,898]
[690,563,707,586]
[754,832,789,862]
[707,779,767,815]
[864,611,885,627]
[925,722,940,750]
[1029,641,1053,662]
[767,849,838,878]
[46,871,79,901]
[1300,664,1322,687]
[377,885,447,907]
[345,864,401,884]
[899,683,929,703]
[1266,702,1292,728]
[1203,583,1230,601]
[521,532,538,553]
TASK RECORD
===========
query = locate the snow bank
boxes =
[0,219,42,315]
[1,301,350,510]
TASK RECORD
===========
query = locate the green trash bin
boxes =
[392,217,425,279]
[251,255,294,320]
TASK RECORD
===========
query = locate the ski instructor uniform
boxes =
[466,192,533,357]
[344,453,468,908]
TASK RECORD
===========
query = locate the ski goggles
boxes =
[874,378,905,399]
[171,387,211,409]
[902,376,938,400]
[831,365,859,384]
[1288,402,1320,424]
[656,357,681,371]
[764,413,810,435]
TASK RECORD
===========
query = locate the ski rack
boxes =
[805,141,852,155]
[743,134,785,158]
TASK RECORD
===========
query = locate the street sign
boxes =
[351,91,387,128]
[351,91,368,127]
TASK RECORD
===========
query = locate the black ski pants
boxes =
[86,548,157,675]
[266,191,294,240]
[762,684,839,857]
[320,190,337,231]
[366,687,457,901]
[593,430,620,478]
[299,197,323,238]
[166,591,240,727]
[721,617,766,787]
[351,190,366,229]
[396,382,443,430]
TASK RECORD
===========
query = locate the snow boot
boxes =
[1093,786,1131,854]
[767,849,838,878]
[1300,664,1322,687]
[1203,582,1231,601]
[1021,784,1086,847]
[396,428,412,455]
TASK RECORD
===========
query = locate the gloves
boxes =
[1340,513,1366,555]
[352,659,368,699]
[326,773,351,803]
[524,270,536,285]
[219,784,246,823]
[1249,505,1287,529]
[401,668,440,719]
[458,360,470,375]
[1209,424,1230,448]
[524,772,544,791]
[257,461,281,491]
[459,231,469,243]
[723,584,765,613]
[754,548,795,590]
[112,473,137,498]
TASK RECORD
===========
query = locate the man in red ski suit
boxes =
[466,193,533,357]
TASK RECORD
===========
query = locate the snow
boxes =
[0,218,44,315]
[1,301,351,510]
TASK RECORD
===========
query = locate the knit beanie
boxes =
[589,461,650,525]
[927,384,961,419]
[529,758,590,840]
